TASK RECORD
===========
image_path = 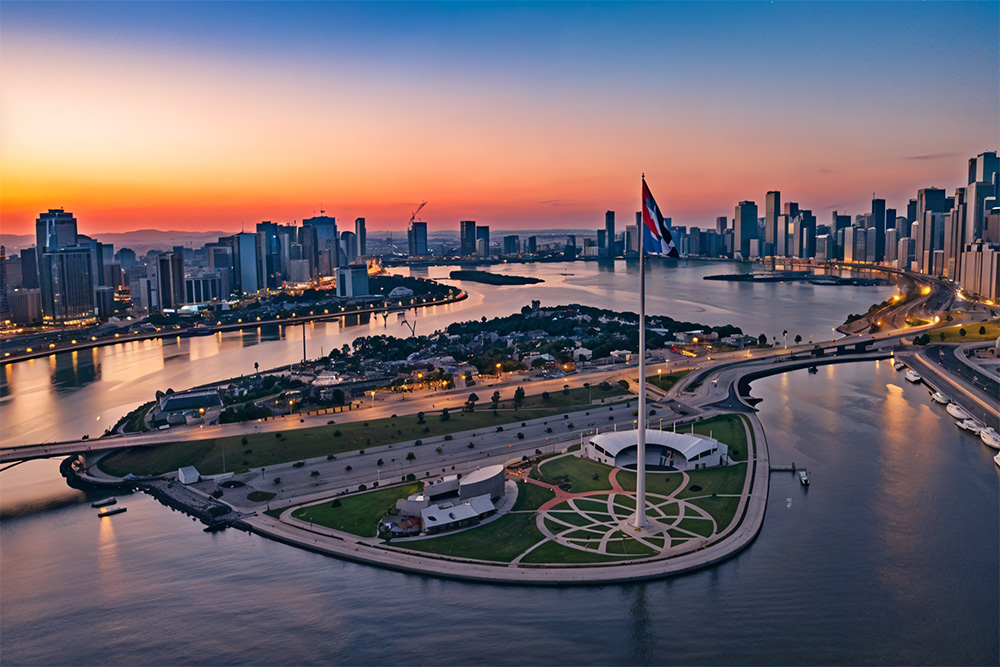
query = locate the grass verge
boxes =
[290,483,421,538]
[401,513,543,562]
[512,481,556,511]
[537,456,614,493]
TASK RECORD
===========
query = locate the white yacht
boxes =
[893,361,906,371]
[980,427,1000,450]
[904,369,922,383]
[946,403,973,420]
[930,391,950,405]
[957,419,982,434]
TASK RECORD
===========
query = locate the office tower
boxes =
[341,231,358,264]
[964,152,1000,243]
[885,229,899,263]
[715,216,727,235]
[527,236,537,254]
[866,227,878,263]
[408,221,428,256]
[605,211,615,258]
[336,265,370,298]
[302,215,338,274]
[625,225,638,254]
[0,246,8,320]
[734,201,758,259]
[765,191,781,250]
[460,221,477,256]
[150,252,185,310]
[35,209,78,256]
[235,232,260,294]
[503,235,520,255]
[476,226,490,257]
[783,201,800,218]
[40,246,94,322]
[565,235,577,259]
[355,218,367,256]
[596,229,606,254]
[915,188,951,273]
[885,208,896,229]
[815,235,831,260]
[871,197,886,261]
[20,248,39,289]
[255,222,281,289]
[115,247,136,271]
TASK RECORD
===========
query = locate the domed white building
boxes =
[583,429,729,471]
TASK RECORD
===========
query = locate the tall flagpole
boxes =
[634,175,649,529]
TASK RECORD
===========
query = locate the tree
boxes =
[466,392,480,412]
[758,333,768,347]
[331,389,345,406]
[491,390,501,408]
[254,362,260,374]
[417,411,426,425]
[542,391,551,401]
[980,326,987,335]
[959,328,966,337]
[406,452,416,461]
[794,334,802,344]
[440,408,451,422]
[377,458,384,466]
[513,386,526,409]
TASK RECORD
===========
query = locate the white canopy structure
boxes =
[584,430,726,472]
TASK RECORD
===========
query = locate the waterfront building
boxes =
[503,235,520,255]
[765,190,781,251]
[336,265,370,298]
[816,235,832,260]
[235,232,260,294]
[7,287,42,324]
[584,430,727,471]
[341,231,358,264]
[605,210,616,258]
[460,220,477,256]
[407,221,428,257]
[476,225,490,257]
[355,217,367,256]
[39,246,95,323]
[526,236,537,254]
[0,246,8,321]
[734,201,758,259]
[302,215,339,274]
[20,247,39,289]
[715,215,728,235]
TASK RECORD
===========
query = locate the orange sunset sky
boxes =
[1,2,997,236]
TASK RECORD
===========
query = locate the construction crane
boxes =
[409,201,427,226]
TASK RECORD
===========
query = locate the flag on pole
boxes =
[642,178,680,258]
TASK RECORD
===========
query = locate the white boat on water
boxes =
[893,361,906,371]
[946,403,973,420]
[930,391,950,405]
[905,369,922,383]
[797,469,810,485]
[980,427,1000,450]
[957,419,982,434]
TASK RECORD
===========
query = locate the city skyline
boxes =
[2,1,998,235]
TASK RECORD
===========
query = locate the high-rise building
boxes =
[0,246,9,321]
[915,188,952,273]
[871,197,886,262]
[35,209,78,257]
[460,221,477,256]
[236,232,260,294]
[715,216,727,235]
[355,218,367,256]
[336,265,370,297]
[526,236,537,254]
[302,215,338,274]
[20,248,39,289]
[503,235,520,255]
[341,231,358,264]
[734,201,758,259]
[256,222,281,289]
[605,211,615,258]
[408,222,428,256]
[40,246,94,322]
[765,191,781,252]
[476,226,490,257]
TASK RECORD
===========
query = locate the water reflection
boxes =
[50,349,101,392]
[626,584,652,664]
[97,512,124,600]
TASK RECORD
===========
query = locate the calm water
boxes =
[1,361,996,665]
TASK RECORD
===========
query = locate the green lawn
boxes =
[246,491,276,502]
[512,481,556,511]
[401,513,544,562]
[615,470,685,495]
[519,540,630,564]
[504,384,628,409]
[647,370,692,391]
[290,483,421,538]
[604,536,657,557]
[688,495,741,531]
[690,414,749,461]
[677,517,715,538]
[99,394,621,477]
[537,456,614,493]
[676,463,748,498]
[934,319,999,342]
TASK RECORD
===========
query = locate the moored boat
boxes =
[893,361,906,371]
[91,497,117,508]
[905,369,922,383]
[930,391,950,404]
[980,427,1000,450]
[957,419,982,434]
[98,506,127,517]
[946,403,973,420]
[797,469,810,485]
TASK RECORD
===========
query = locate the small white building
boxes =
[420,494,496,534]
[178,466,201,484]
[583,429,728,471]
